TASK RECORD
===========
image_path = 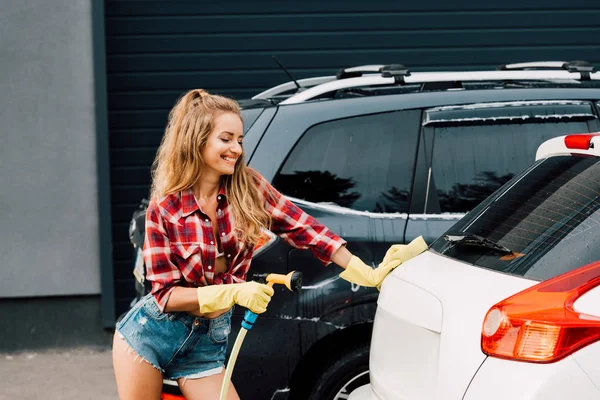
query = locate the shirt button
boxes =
[227,254,231,258]
[205,218,209,222]
[208,265,212,270]
[221,232,225,237]
[210,241,214,245]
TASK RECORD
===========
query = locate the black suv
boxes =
[127,61,600,400]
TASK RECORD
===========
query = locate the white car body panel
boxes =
[571,286,600,391]
[368,251,536,399]
[352,353,600,400]
[350,253,600,400]
[463,355,599,399]
[573,284,600,316]
[572,341,600,392]
[350,251,600,400]
[350,139,600,400]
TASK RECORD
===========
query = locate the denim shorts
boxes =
[115,294,232,380]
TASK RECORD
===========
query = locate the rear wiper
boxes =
[443,233,513,255]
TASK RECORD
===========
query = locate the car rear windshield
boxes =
[430,155,600,281]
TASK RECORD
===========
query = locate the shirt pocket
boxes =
[170,242,204,279]
[170,242,201,260]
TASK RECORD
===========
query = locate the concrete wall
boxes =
[0,0,101,298]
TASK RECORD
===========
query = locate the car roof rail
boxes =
[380,64,411,80]
[499,61,569,70]
[280,68,600,105]
[498,60,596,77]
[254,64,400,100]
[336,65,385,79]
[252,76,336,100]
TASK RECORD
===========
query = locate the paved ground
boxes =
[0,347,118,400]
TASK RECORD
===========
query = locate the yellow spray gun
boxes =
[219,271,303,400]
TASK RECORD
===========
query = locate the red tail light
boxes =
[564,133,600,150]
[481,261,600,363]
[252,229,277,257]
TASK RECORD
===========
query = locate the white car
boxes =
[350,133,600,400]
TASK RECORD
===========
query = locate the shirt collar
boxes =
[181,188,198,217]
[181,187,228,217]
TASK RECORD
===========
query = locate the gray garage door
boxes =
[105,0,600,317]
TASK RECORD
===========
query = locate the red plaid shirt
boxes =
[144,169,346,311]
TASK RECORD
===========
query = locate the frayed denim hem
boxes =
[171,365,224,386]
[116,330,164,373]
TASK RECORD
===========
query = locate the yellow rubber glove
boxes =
[339,236,428,288]
[196,282,274,314]
[381,236,429,265]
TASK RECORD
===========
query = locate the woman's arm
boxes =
[166,282,275,316]
[251,169,347,266]
[144,201,185,312]
[330,245,352,269]
[145,201,221,315]
[249,169,427,287]
[163,287,201,313]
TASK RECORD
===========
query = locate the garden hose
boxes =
[219,271,303,400]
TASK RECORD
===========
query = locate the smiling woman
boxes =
[112,89,281,400]
[201,113,244,178]
[111,88,424,400]
[150,89,270,248]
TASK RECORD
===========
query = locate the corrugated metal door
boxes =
[105,0,600,317]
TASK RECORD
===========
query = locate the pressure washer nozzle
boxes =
[289,271,303,292]
[265,271,303,292]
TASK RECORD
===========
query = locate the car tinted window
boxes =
[241,108,263,134]
[428,121,592,213]
[430,155,600,281]
[273,110,420,213]
[425,101,598,213]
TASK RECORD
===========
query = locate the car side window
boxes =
[240,108,263,134]
[273,110,420,213]
[424,101,599,213]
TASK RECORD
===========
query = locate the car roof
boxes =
[245,61,600,107]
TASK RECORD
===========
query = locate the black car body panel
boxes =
[128,82,600,399]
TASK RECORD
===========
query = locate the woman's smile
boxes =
[221,156,238,164]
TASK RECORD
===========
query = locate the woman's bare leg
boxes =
[112,333,164,400]
[177,370,240,400]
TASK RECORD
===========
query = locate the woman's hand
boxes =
[196,282,274,314]
[380,237,429,266]
[339,236,428,289]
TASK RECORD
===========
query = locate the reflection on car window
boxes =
[273,111,419,213]
[429,120,592,213]
[431,156,600,281]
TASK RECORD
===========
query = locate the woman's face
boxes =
[201,112,244,177]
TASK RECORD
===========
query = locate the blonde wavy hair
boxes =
[150,89,271,244]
